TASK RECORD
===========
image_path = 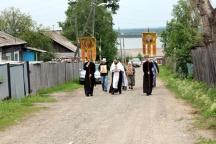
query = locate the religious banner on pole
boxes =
[81,49,86,60]
[92,49,96,60]
[147,44,151,55]
[152,44,157,56]
[79,37,96,61]
[142,42,146,55]
[142,32,157,56]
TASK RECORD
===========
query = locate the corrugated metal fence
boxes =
[0,62,83,100]
[191,43,216,87]
[0,64,10,100]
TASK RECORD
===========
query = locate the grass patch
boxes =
[37,78,82,95]
[196,137,216,144]
[158,65,216,138]
[0,99,41,131]
[0,79,82,131]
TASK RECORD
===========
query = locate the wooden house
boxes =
[43,31,77,59]
[0,31,46,61]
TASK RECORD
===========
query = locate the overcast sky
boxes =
[113,0,178,29]
[0,0,199,30]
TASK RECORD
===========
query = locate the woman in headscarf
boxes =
[152,58,159,87]
[126,62,135,90]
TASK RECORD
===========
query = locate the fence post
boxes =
[26,61,31,94]
[7,63,11,99]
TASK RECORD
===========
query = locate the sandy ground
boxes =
[0,67,215,144]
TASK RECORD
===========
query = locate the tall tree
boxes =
[0,7,36,37]
[195,0,216,45]
[19,29,56,61]
[0,7,56,61]
[160,0,201,74]
[59,0,120,64]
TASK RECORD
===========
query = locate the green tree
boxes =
[160,0,201,75]
[0,7,56,61]
[0,7,36,37]
[136,52,143,61]
[19,29,56,61]
[59,0,119,64]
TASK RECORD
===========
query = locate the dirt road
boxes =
[0,67,214,144]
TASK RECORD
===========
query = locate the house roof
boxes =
[43,31,77,52]
[55,52,75,59]
[0,31,27,47]
[26,47,47,53]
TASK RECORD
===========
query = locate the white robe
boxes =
[110,62,128,89]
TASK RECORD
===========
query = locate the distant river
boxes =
[117,37,163,49]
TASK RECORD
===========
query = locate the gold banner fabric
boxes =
[142,32,157,45]
[79,37,96,61]
[81,49,86,61]
[147,44,151,55]
[87,50,91,60]
[142,32,157,56]
[153,44,157,56]
[92,49,96,61]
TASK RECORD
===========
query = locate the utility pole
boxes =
[123,36,125,63]
[75,0,95,57]
[75,17,80,61]
[92,0,97,37]
[118,27,122,62]
[99,37,102,61]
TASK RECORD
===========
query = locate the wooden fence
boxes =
[29,62,81,94]
[0,61,83,100]
[191,43,216,87]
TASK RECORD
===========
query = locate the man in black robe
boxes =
[84,59,95,96]
[143,55,154,96]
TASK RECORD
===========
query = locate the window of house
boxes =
[6,53,11,61]
[14,51,19,61]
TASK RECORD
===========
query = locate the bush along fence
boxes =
[162,57,193,78]
[191,43,216,88]
[0,61,83,100]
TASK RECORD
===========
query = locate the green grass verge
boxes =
[0,79,82,131]
[37,78,82,95]
[158,65,216,143]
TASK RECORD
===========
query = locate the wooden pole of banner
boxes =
[75,0,95,57]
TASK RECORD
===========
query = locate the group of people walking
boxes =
[83,55,159,97]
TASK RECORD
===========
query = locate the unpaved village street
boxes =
[0,67,215,144]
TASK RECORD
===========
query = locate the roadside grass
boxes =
[158,65,216,143]
[0,79,82,131]
[37,78,82,95]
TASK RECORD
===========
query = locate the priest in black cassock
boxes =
[84,58,95,96]
[143,55,154,96]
